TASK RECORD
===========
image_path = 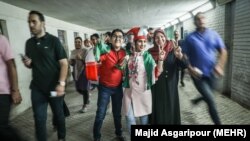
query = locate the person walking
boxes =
[22,10,68,141]
[183,12,227,125]
[69,37,90,113]
[93,29,126,141]
[0,34,23,141]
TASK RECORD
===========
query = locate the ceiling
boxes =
[0,0,209,31]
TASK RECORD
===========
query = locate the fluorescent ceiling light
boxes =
[165,23,171,28]
[171,19,179,25]
[179,13,192,22]
[160,26,165,30]
[192,2,214,15]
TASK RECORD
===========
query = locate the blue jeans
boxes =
[31,88,66,141]
[191,74,221,125]
[126,104,148,134]
[93,84,123,139]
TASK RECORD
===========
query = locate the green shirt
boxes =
[25,33,67,93]
[123,51,155,90]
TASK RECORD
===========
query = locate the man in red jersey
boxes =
[93,29,126,141]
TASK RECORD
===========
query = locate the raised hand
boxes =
[156,45,165,77]
[174,45,183,60]
[158,45,165,61]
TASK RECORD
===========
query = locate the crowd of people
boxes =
[0,10,227,141]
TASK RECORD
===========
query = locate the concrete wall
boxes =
[0,1,97,118]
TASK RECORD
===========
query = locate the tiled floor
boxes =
[10,76,250,141]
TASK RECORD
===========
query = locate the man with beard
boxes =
[22,10,68,141]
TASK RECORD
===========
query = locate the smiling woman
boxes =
[148,29,188,125]
[122,27,165,135]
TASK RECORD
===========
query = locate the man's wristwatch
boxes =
[58,81,66,87]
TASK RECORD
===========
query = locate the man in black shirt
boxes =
[22,10,68,141]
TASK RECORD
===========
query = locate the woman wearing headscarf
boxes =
[122,27,164,134]
[148,29,187,124]
[70,37,90,113]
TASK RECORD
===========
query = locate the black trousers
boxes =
[52,100,70,127]
[0,95,24,141]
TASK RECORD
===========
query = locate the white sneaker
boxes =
[78,106,88,113]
